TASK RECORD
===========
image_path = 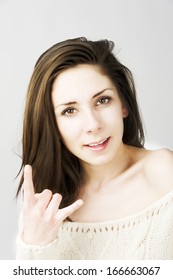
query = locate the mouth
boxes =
[84,137,111,151]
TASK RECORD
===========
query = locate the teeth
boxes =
[88,138,107,147]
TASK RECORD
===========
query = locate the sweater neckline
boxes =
[64,189,173,227]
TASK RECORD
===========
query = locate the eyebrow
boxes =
[55,88,112,109]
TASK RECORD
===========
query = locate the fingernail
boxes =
[24,165,31,174]
[77,199,84,206]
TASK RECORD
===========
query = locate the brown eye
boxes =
[61,107,76,116]
[96,96,111,105]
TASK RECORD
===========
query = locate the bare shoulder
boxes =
[143,148,173,193]
[144,148,173,170]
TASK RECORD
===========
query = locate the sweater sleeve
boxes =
[15,213,59,260]
[16,234,59,260]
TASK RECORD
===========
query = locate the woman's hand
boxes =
[22,165,83,246]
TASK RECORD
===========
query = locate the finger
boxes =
[36,189,53,212]
[34,193,41,200]
[23,165,35,206]
[46,193,62,216]
[56,199,84,222]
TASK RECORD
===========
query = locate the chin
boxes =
[81,154,115,166]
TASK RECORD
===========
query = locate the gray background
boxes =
[0,0,172,259]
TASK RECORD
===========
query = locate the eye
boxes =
[61,107,77,116]
[96,96,112,105]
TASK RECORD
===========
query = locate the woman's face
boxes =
[52,64,128,167]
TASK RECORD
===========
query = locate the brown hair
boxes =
[16,37,145,207]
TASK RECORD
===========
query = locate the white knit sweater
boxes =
[16,190,173,260]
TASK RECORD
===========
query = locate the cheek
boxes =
[57,119,82,142]
[101,106,123,126]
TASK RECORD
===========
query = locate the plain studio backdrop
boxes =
[0,0,172,259]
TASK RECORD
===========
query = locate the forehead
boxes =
[52,64,115,104]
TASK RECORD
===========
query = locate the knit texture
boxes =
[16,190,173,259]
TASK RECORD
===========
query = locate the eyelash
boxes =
[96,96,112,105]
[61,96,112,116]
[61,107,76,116]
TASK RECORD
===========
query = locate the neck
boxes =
[81,144,132,189]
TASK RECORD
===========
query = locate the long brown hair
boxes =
[16,37,145,207]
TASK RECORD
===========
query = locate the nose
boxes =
[84,108,102,134]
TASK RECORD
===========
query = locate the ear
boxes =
[122,105,128,118]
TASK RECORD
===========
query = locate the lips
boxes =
[85,138,109,147]
[84,137,110,151]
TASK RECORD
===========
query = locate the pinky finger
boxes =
[57,199,84,222]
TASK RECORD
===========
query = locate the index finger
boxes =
[23,165,36,206]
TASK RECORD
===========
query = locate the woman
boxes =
[16,37,173,259]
